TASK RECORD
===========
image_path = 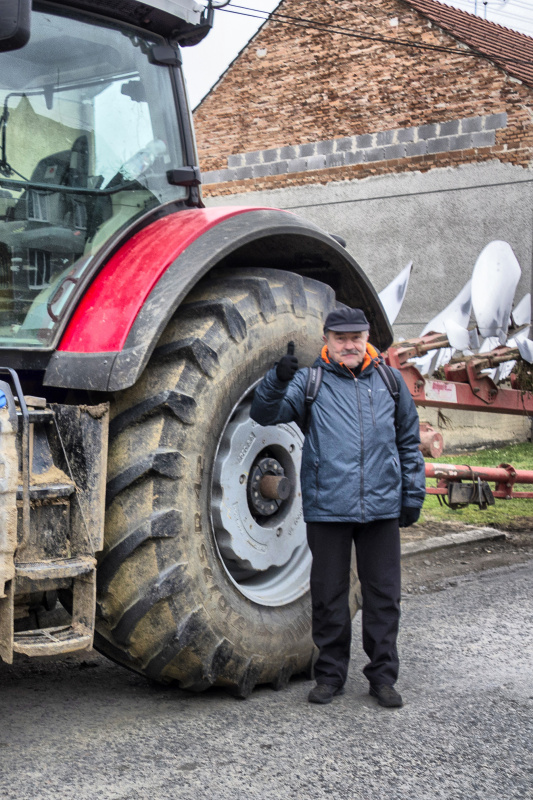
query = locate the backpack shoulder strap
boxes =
[376,363,400,427]
[376,362,399,401]
[302,365,323,433]
[305,365,323,404]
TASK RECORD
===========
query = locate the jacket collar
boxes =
[320,343,381,377]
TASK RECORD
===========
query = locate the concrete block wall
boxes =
[201,113,508,185]
[204,159,533,340]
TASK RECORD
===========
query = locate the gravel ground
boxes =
[1,554,532,800]
[401,528,533,592]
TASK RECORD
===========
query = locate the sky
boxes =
[180,0,533,109]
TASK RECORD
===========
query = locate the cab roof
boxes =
[48,0,211,45]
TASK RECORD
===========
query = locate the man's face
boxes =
[323,330,369,368]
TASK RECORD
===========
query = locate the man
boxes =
[250,307,426,707]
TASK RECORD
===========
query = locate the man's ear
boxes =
[322,334,328,344]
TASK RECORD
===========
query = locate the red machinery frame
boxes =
[385,332,533,415]
[386,333,533,502]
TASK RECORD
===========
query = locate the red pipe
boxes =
[425,462,533,499]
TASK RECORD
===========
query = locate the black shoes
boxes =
[369,684,403,708]
[307,682,402,706]
[308,683,345,704]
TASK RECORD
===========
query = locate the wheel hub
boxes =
[247,456,290,516]
[211,400,309,602]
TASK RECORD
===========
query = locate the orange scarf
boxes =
[321,342,380,374]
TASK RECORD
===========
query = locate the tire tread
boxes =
[97,269,336,690]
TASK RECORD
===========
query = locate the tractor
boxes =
[0,0,392,695]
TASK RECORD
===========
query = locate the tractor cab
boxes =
[0,0,206,347]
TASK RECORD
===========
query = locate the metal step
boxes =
[13,624,92,656]
[24,408,55,424]
[17,482,75,501]
[16,556,96,581]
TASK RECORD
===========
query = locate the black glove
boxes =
[399,506,420,528]
[276,342,298,383]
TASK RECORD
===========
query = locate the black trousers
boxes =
[306,518,401,689]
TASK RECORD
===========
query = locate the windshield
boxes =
[0,6,188,347]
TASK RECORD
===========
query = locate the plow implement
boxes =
[379,240,533,511]
[386,333,533,415]
[380,241,533,415]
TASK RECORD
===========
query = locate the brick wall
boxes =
[193,0,533,193]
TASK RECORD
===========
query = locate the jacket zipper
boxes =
[354,378,365,523]
[368,388,376,426]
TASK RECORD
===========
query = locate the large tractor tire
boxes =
[94,267,359,695]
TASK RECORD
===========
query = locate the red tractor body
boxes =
[0,0,390,691]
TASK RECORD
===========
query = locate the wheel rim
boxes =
[211,393,311,607]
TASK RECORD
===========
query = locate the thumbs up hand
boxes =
[276,341,299,382]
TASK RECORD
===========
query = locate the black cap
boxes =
[323,308,370,333]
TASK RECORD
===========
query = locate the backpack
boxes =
[302,362,400,433]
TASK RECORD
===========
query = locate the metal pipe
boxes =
[425,462,533,483]
[425,461,533,500]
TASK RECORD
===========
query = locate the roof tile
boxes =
[402,0,533,88]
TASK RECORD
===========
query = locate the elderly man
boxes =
[250,307,426,707]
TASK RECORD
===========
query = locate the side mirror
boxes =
[0,0,31,52]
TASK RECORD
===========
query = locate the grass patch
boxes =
[422,442,533,529]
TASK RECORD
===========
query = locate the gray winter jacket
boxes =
[250,344,426,524]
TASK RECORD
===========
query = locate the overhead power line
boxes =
[219,3,533,68]
[463,2,533,26]
[443,0,532,16]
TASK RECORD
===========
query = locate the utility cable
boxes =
[276,176,533,211]
[219,3,533,68]
[228,2,533,61]
[445,0,532,16]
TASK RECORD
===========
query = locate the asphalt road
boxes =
[1,560,532,800]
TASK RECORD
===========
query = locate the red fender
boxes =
[45,205,391,391]
[58,207,265,353]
